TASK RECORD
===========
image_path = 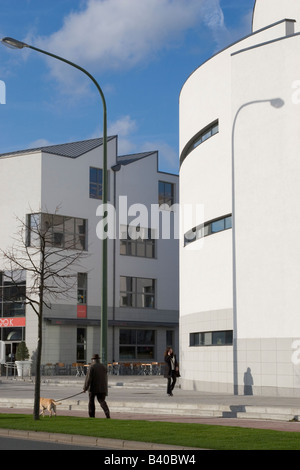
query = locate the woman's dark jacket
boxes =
[164,354,178,378]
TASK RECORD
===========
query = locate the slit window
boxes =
[190,330,233,347]
[184,214,232,246]
[180,120,219,165]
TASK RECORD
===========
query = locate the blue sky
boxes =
[0,0,255,174]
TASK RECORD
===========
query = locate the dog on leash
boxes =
[39,398,62,417]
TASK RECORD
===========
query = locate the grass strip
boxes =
[1,413,300,450]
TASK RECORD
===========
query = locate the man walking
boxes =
[83,354,110,418]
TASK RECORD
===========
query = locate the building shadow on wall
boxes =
[222,367,254,418]
[222,405,246,418]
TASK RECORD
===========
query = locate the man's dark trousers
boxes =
[88,392,110,418]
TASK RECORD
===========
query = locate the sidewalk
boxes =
[1,374,300,433]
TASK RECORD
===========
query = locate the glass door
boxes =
[5,342,19,362]
[4,342,18,376]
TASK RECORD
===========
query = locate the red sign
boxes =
[0,317,26,328]
[77,305,87,319]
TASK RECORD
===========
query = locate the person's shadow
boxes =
[243,367,253,395]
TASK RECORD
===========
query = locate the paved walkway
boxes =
[1,374,300,429]
[1,374,300,448]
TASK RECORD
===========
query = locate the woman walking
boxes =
[164,347,179,396]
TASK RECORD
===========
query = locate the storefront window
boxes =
[76,328,86,363]
[0,271,26,319]
[119,329,155,360]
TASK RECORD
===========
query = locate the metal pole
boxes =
[3,40,108,365]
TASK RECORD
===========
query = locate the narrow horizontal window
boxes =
[184,214,232,246]
[190,330,233,347]
[180,120,219,166]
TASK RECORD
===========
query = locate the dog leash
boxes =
[56,391,85,402]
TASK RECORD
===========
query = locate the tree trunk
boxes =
[33,265,44,420]
[33,313,42,420]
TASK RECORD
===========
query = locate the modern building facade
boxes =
[0,136,179,369]
[179,0,300,396]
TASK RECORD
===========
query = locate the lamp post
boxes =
[1,37,108,365]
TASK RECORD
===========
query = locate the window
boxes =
[77,273,87,304]
[190,330,233,347]
[119,329,155,360]
[27,213,87,250]
[0,271,26,318]
[159,181,175,207]
[166,330,174,348]
[89,167,103,199]
[120,276,155,308]
[120,226,155,258]
[1,328,24,342]
[180,120,219,166]
[211,218,225,234]
[76,328,86,363]
[184,214,232,246]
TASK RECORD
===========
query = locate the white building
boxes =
[0,136,179,371]
[179,0,300,396]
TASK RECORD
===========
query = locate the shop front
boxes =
[0,317,26,375]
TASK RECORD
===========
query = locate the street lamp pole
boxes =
[1,37,108,365]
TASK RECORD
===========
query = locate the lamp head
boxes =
[270,98,284,108]
[1,37,28,49]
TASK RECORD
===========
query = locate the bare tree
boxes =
[1,210,87,420]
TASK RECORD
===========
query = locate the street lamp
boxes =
[1,37,108,365]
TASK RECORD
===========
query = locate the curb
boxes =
[0,397,299,421]
[0,428,200,450]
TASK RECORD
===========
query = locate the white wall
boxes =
[179,4,300,394]
[0,152,42,357]
[232,34,300,340]
[253,0,300,32]
[40,137,117,309]
[0,152,42,251]
[116,154,179,313]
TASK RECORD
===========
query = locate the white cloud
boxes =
[141,140,179,172]
[106,115,135,154]
[106,114,178,171]
[202,0,231,50]
[28,138,53,148]
[34,0,225,86]
[205,1,253,52]
[107,115,138,154]
[203,0,225,30]
[108,115,137,137]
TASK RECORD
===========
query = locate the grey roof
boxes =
[117,151,157,166]
[0,137,160,169]
[0,136,116,159]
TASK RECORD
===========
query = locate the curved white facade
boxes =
[252,0,300,32]
[179,0,300,396]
